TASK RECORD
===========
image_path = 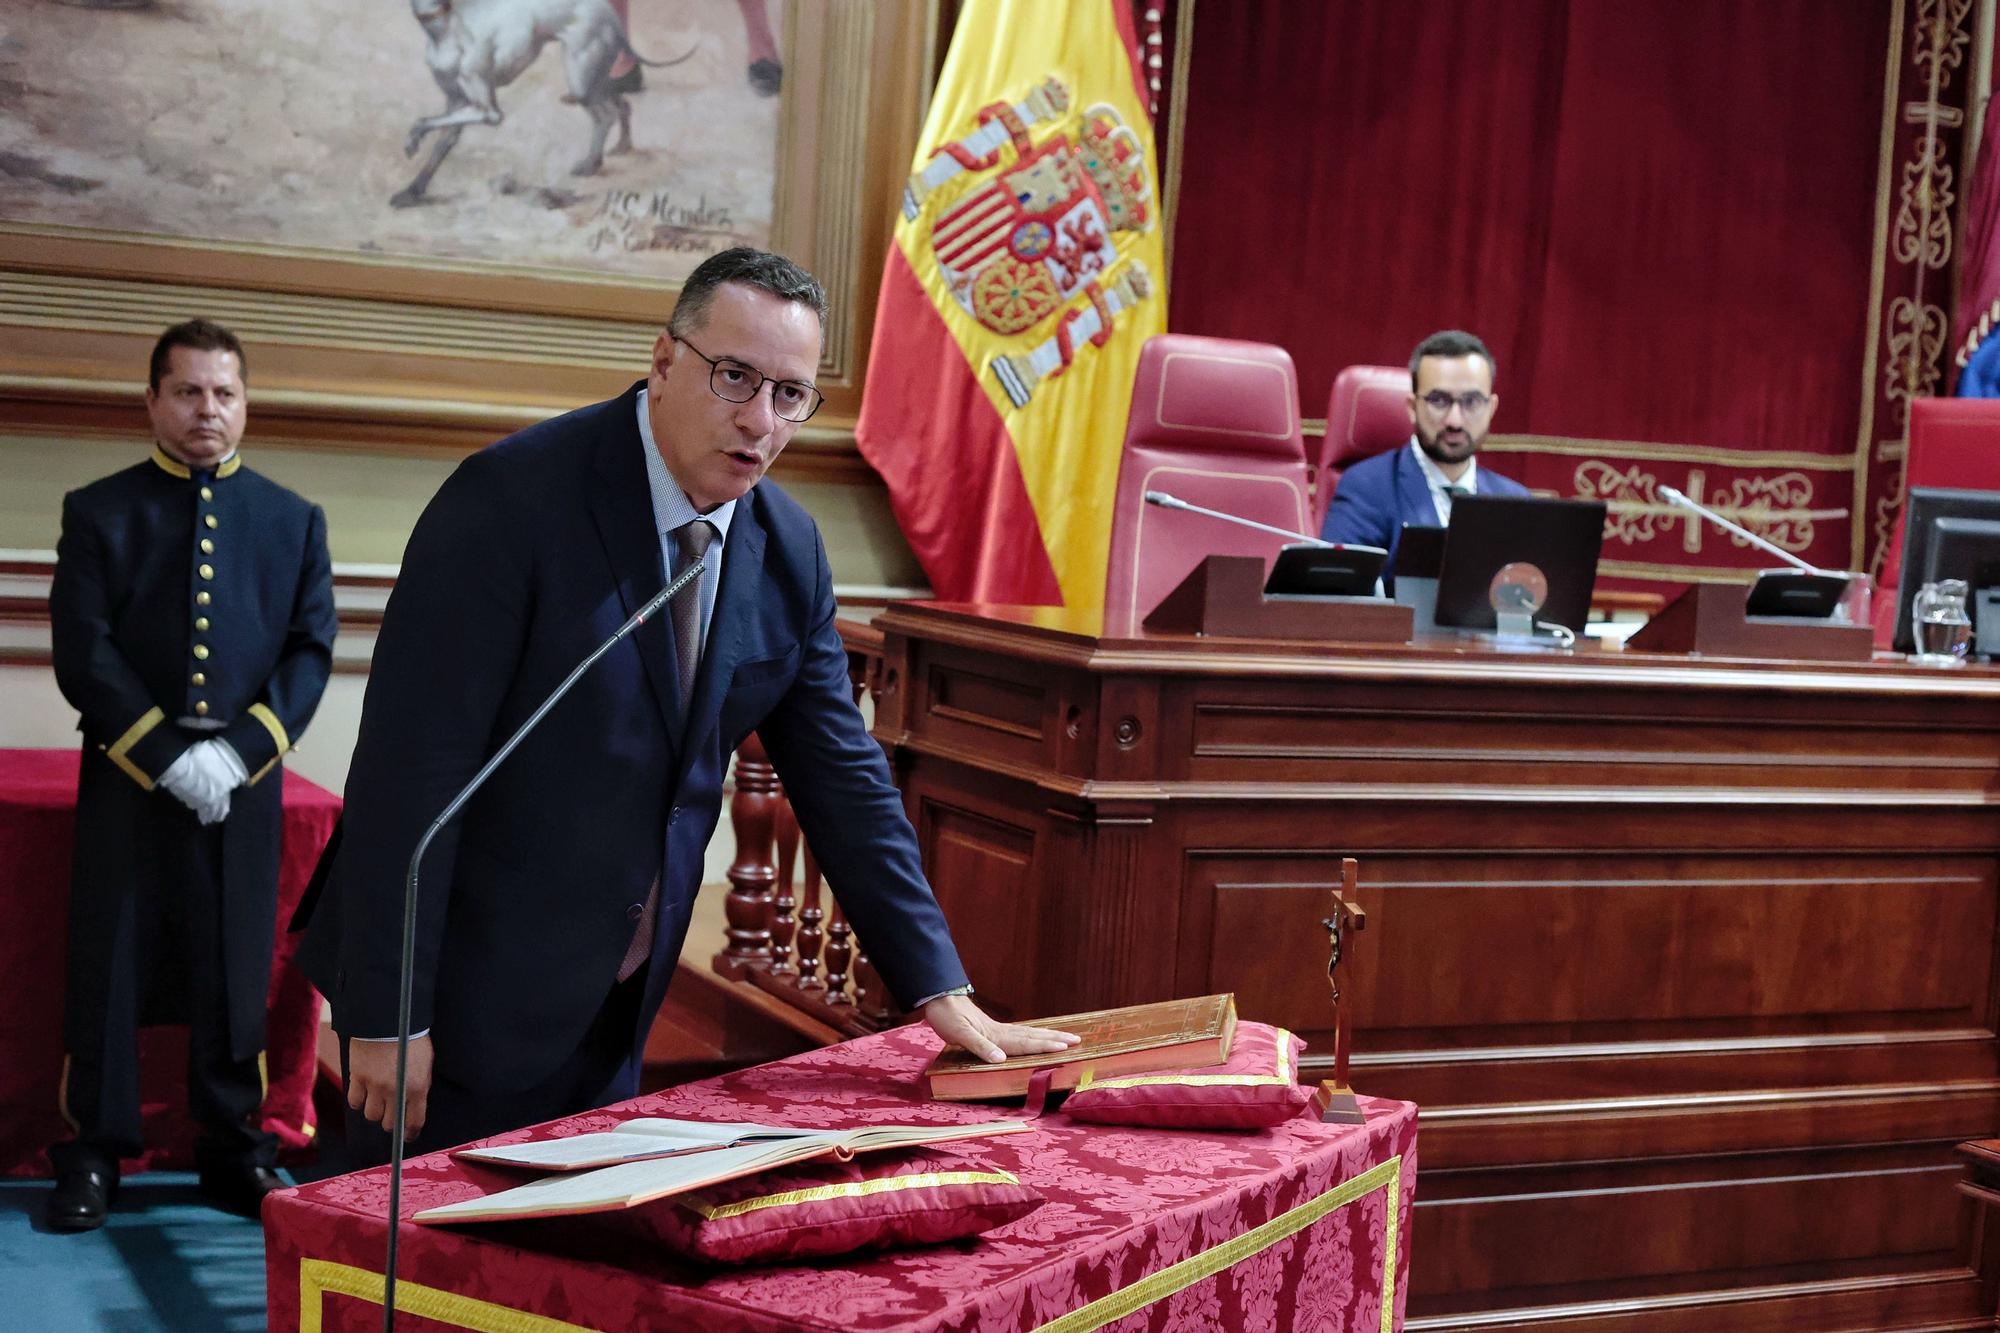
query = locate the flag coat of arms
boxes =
[857,0,1167,610]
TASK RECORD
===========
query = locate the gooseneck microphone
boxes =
[1143,489,1333,546]
[380,556,707,1332]
[1656,485,1828,576]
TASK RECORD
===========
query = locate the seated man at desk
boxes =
[1320,329,1529,586]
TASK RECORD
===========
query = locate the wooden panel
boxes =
[927,663,1046,741]
[914,795,1042,1020]
[1414,1149,1964,1302]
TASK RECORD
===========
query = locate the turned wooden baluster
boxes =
[820,852,853,1006]
[768,793,800,976]
[794,835,825,991]
[712,734,778,979]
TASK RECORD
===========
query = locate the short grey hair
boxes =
[667,247,828,339]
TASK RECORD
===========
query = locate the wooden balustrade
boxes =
[709,616,901,1040]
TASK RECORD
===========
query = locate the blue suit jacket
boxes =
[295,383,966,1093]
[1319,444,1530,588]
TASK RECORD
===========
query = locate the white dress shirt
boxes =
[1408,439,1481,525]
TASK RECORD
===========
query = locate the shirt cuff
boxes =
[912,984,975,1008]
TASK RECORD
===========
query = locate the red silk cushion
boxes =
[642,1150,1044,1265]
[1061,1022,1312,1129]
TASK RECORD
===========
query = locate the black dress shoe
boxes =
[48,1168,117,1232]
[196,1164,286,1219]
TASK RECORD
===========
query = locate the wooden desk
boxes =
[870,602,2000,1331]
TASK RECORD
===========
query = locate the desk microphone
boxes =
[1143,489,1333,547]
[1656,485,1830,576]
[379,556,707,1333]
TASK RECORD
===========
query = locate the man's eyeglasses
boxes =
[1417,390,1493,416]
[676,338,824,423]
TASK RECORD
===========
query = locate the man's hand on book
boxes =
[347,1034,434,1139]
[921,993,1081,1063]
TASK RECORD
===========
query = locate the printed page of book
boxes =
[456,1120,816,1171]
[417,1140,805,1223]
[416,1121,1037,1224]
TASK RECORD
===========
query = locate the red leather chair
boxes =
[1103,334,1312,633]
[1311,364,1410,534]
[1873,397,2000,645]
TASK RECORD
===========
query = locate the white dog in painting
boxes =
[392,0,693,208]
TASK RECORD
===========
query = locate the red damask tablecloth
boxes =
[0,746,341,1175]
[265,1023,1417,1332]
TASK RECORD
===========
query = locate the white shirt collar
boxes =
[637,388,736,542]
[1408,437,1478,495]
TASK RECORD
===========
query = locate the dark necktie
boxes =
[616,518,715,983]
[671,519,715,706]
[1444,483,1472,498]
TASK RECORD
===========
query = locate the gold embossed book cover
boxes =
[923,994,1238,1101]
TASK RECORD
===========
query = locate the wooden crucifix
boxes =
[1310,856,1369,1125]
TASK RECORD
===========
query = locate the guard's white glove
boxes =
[192,737,249,792]
[156,740,243,825]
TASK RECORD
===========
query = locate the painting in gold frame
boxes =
[0,1,932,432]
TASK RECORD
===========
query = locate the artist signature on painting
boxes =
[584,190,737,255]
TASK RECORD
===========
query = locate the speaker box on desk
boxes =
[1142,555,1412,642]
[1625,582,1873,661]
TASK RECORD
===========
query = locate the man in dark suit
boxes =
[47,319,336,1228]
[1320,329,1530,587]
[296,248,1074,1161]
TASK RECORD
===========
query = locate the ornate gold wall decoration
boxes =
[1884,294,1950,418]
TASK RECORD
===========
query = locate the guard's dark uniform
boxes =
[48,445,335,1175]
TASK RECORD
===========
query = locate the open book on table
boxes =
[413,1117,1033,1225]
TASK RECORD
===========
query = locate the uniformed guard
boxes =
[45,319,336,1229]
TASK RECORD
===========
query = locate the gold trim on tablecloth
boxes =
[297,1259,597,1333]
[1032,1152,1405,1333]
[678,1169,1024,1221]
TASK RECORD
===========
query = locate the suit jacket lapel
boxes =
[1394,447,1435,528]
[586,393,682,739]
[678,489,766,778]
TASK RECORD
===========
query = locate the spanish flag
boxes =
[856,0,1167,611]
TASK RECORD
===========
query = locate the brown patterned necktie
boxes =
[617,517,715,983]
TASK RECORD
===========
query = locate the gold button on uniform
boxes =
[204,515,218,529]
[200,539,214,554]
[191,672,206,686]
[198,564,213,579]
[194,617,209,631]
[199,486,213,501]
[196,591,211,606]
[193,644,209,660]
[194,701,209,717]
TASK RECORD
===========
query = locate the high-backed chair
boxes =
[1103,334,1311,633]
[1311,364,1410,534]
[1873,396,2000,645]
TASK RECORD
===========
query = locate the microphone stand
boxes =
[379,556,706,1333]
[1142,489,1334,546]
[1656,485,1829,576]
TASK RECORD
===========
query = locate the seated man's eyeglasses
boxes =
[1418,390,1493,416]
[677,338,824,423]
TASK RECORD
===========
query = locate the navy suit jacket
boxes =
[1319,443,1530,588]
[295,383,966,1093]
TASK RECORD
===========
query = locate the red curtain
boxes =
[1169,1,1918,584]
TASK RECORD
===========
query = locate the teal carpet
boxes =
[0,1172,277,1331]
